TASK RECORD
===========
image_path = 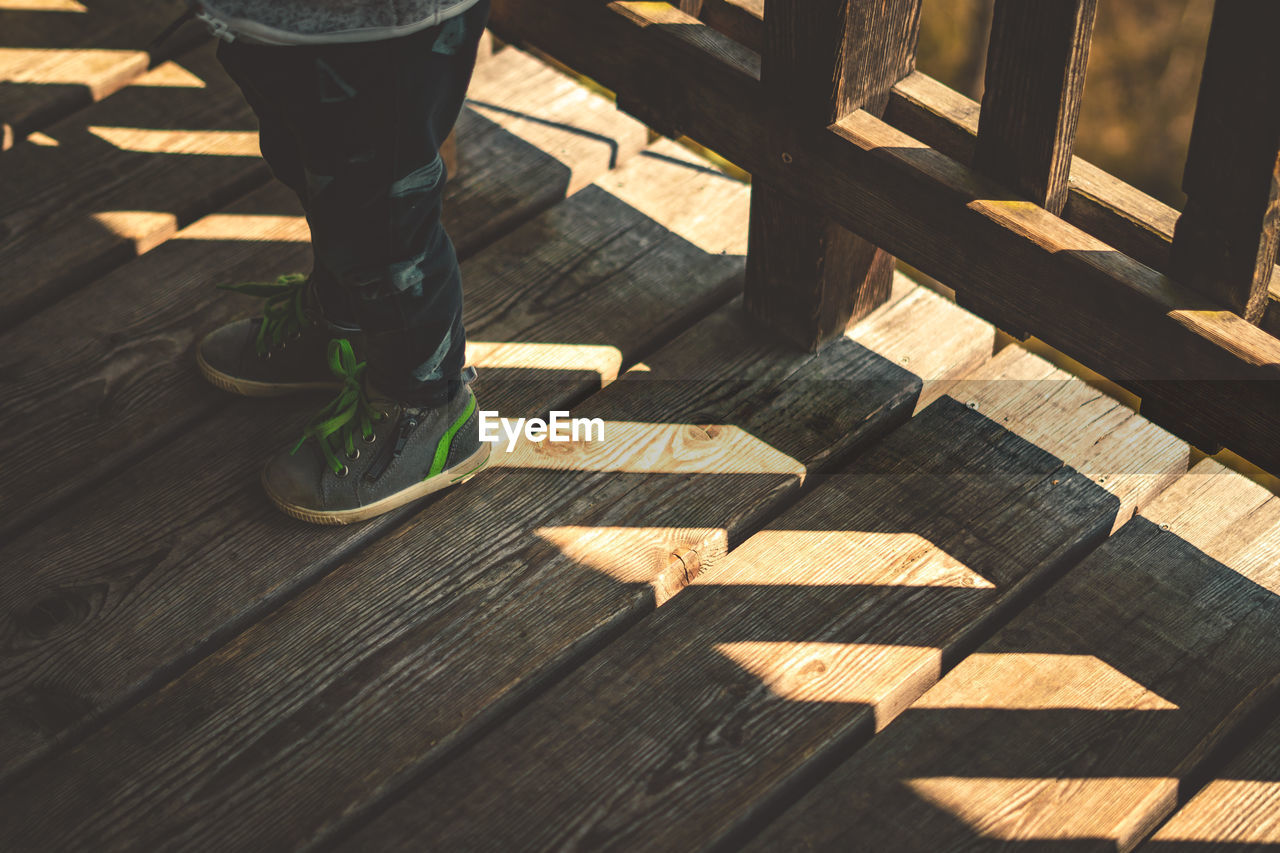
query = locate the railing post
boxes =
[973,0,1096,215]
[1170,0,1280,323]
[744,0,922,352]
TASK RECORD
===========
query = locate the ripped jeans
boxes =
[215,0,490,406]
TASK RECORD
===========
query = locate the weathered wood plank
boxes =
[0,0,206,149]
[973,0,1096,214]
[0,45,647,543]
[749,459,1280,852]
[1142,713,1280,849]
[489,0,1280,476]
[340,348,1186,852]
[743,0,920,351]
[0,210,933,850]
[0,44,269,329]
[955,347,1189,529]
[1169,1,1280,323]
[0,139,750,784]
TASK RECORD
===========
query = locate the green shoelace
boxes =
[218,273,310,357]
[291,338,384,475]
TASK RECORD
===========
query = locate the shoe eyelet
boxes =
[335,464,349,478]
[346,448,360,461]
[362,431,377,444]
[261,350,272,360]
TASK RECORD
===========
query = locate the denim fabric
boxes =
[197,0,482,45]
[215,0,489,406]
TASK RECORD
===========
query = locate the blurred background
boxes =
[917,0,1213,209]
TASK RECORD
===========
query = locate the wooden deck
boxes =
[3,15,1280,852]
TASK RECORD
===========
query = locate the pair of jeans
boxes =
[215,0,489,406]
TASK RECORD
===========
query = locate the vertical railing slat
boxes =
[973,0,1097,215]
[1170,0,1280,323]
[744,0,922,352]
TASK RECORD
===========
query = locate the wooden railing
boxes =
[489,0,1280,477]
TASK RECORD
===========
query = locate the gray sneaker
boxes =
[261,339,491,525]
[197,274,356,396]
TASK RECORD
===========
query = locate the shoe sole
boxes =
[196,346,339,398]
[262,441,493,526]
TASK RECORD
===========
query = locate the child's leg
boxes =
[215,0,490,402]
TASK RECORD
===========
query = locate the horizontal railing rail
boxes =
[489,0,1280,477]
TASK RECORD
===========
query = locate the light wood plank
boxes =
[749,458,1280,852]
[1142,714,1280,849]
[0,0,206,148]
[849,270,995,412]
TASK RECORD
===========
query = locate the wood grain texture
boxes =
[742,0,920,351]
[342,359,1180,852]
[0,45,270,329]
[0,44,649,544]
[0,286,924,848]
[953,346,1188,530]
[488,0,1280,476]
[973,0,1096,214]
[749,459,1280,853]
[848,270,995,412]
[0,140,748,784]
[1169,1,1280,323]
[0,0,206,148]
[1143,713,1280,849]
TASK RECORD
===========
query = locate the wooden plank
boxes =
[973,0,1096,215]
[748,458,1280,852]
[0,139,751,784]
[1142,713,1280,849]
[0,190,933,850]
[743,0,920,351]
[489,0,1280,477]
[848,269,995,412]
[1169,1,1280,323]
[0,0,206,149]
[338,347,1187,852]
[0,45,648,543]
[0,44,269,330]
